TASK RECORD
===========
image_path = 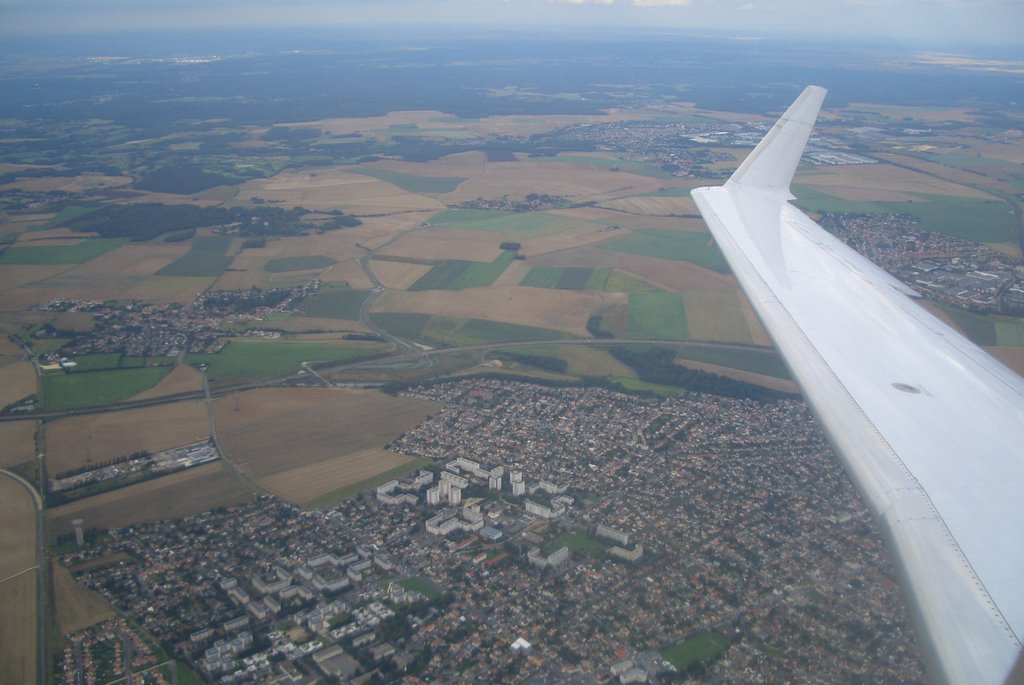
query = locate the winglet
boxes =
[725,85,827,198]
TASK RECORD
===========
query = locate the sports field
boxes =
[661,632,729,671]
[628,292,690,340]
[0,475,38,685]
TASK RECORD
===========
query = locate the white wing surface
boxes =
[691,86,1024,685]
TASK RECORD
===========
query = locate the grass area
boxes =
[430,317,565,346]
[63,353,173,373]
[369,313,433,340]
[353,168,465,193]
[157,235,233,277]
[536,154,673,179]
[934,304,997,346]
[661,632,729,671]
[543,530,605,557]
[0,238,127,265]
[42,367,171,410]
[188,339,383,382]
[676,344,791,379]
[40,205,101,230]
[613,376,687,396]
[995,318,1024,346]
[604,270,659,293]
[308,459,431,508]
[395,577,443,600]
[175,661,205,685]
[410,251,515,291]
[294,287,370,319]
[792,185,1017,244]
[265,255,337,272]
[428,209,560,238]
[448,251,516,289]
[601,230,729,272]
[628,292,689,340]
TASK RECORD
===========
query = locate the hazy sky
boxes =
[1,0,1022,45]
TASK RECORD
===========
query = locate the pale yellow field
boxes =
[517,221,624,258]
[320,258,375,288]
[796,161,993,201]
[557,346,637,378]
[52,561,116,635]
[841,103,976,123]
[67,242,191,278]
[738,292,772,347]
[11,272,214,307]
[374,286,623,338]
[129,364,204,401]
[0,172,131,193]
[491,259,533,287]
[237,168,444,214]
[548,206,703,231]
[262,315,368,333]
[45,400,210,477]
[377,228,505,262]
[370,259,433,289]
[441,160,665,204]
[123,276,217,303]
[0,336,23,357]
[681,291,754,344]
[0,361,35,407]
[261,447,415,504]
[49,462,254,535]
[0,475,37,685]
[528,245,737,293]
[213,387,439,479]
[0,265,74,301]
[599,195,699,216]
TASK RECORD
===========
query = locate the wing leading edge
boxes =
[691,86,1024,685]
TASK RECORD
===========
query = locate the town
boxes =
[60,379,925,684]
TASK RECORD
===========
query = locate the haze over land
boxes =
[0,21,1022,685]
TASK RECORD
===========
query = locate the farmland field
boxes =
[425,316,565,346]
[45,400,210,477]
[52,561,116,634]
[368,312,433,340]
[353,168,466,193]
[628,292,689,340]
[157,235,234,277]
[188,339,386,382]
[0,238,127,265]
[0,421,37,468]
[521,266,612,291]
[213,387,438,501]
[295,287,370,319]
[309,458,433,508]
[675,344,790,379]
[0,360,36,407]
[41,366,172,411]
[261,448,425,505]
[129,364,205,400]
[49,462,254,535]
[428,209,561,238]
[680,291,753,343]
[0,475,37,685]
[264,255,337,272]
[408,251,517,291]
[601,229,730,273]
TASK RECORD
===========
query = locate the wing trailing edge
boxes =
[692,86,1024,685]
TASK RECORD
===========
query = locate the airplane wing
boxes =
[691,86,1024,685]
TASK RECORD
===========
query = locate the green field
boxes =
[676,344,791,378]
[542,530,605,557]
[437,318,564,345]
[601,230,729,272]
[995,318,1024,346]
[428,209,560,238]
[0,238,127,265]
[604,271,659,293]
[520,266,612,291]
[535,154,673,179]
[42,367,171,410]
[157,235,233,277]
[661,632,729,671]
[40,205,101,230]
[294,287,370,319]
[354,168,466,193]
[612,376,687,396]
[792,185,1017,244]
[188,339,384,382]
[368,313,433,340]
[308,459,432,508]
[394,577,443,600]
[628,292,689,340]
[264,255,337,273]
[410,251,515,291]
